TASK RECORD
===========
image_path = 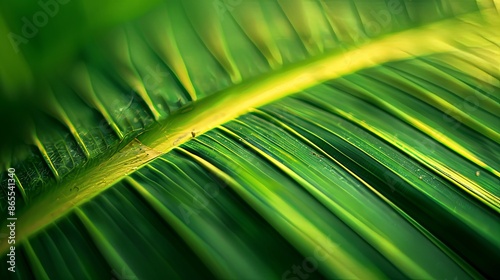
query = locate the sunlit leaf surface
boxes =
[1,0,499,279]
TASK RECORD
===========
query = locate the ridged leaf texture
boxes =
[1,0,499,279]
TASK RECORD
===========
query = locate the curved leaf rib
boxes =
[1,1,499,279]
[2,9,497,254]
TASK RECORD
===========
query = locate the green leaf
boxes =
[1,0,499,279]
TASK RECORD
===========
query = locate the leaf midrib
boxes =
[1,8,498,255]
